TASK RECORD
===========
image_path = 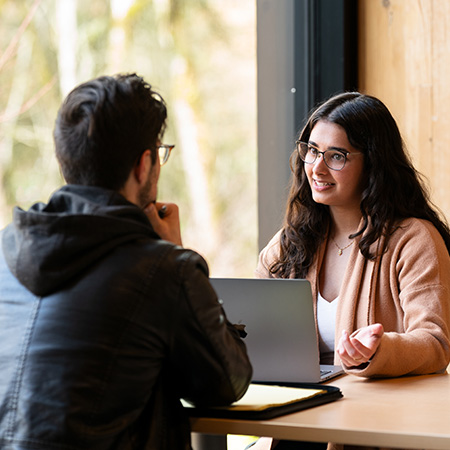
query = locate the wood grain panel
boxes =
[358,0,450,218]
[430,1,450,215]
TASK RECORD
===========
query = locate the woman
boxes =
[253,92,450,450]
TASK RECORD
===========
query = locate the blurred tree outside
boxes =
[0,0,257,277]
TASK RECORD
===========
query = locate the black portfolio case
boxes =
[183,383,343,421]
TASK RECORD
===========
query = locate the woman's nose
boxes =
[312,153,327,173]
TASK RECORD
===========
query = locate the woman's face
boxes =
[304,120,365,212]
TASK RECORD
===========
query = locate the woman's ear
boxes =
[134,149,152,184]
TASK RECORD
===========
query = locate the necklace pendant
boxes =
[338,249,343,256]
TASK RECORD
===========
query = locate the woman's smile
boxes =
[312,178,335,189]
[305,120,365,212]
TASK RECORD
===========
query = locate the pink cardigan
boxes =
[255,218,450,378]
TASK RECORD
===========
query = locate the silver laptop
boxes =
[210,277,343,384]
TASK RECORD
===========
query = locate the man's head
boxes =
[54,73,167,192]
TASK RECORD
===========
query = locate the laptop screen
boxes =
[210,278,322,384]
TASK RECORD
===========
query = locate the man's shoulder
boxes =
[123,239,209,279]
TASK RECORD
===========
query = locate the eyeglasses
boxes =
[296,141,359,171]
[158,144,175,166]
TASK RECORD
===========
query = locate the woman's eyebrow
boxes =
[307,140,318,147]
[308,140,348,153]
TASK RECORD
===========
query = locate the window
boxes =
[0,0,257,277]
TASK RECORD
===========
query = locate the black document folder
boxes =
[183,383,343,420]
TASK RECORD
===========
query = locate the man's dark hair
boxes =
[54,73,167,190]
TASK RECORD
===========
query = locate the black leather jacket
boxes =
[0,185,252,450]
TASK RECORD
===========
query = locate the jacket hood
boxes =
[1,185,159,297]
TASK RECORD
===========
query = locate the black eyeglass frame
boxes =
[296,140,356,171]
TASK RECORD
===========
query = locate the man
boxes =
[0,73,252,449]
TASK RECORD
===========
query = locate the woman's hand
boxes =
[337,323,384,367]
[144,201,183,246]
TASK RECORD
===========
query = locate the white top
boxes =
[317,292,338,365]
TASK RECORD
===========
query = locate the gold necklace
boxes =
[331,237,354,256]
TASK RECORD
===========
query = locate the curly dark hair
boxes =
[270,92,450,278]
[54,73,167,190]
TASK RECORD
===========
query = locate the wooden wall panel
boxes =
[358,0,450,219]
[430,1,450,214]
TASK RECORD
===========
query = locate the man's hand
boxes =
[144,202,183,246]
[337,323,384,367]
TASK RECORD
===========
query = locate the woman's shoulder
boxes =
[255,229,283,278]
[390,217,448,253]
[394,217,442,236]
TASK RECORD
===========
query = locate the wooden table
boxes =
[190,370,450,449]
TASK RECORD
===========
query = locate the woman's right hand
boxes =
[337,323,384,367]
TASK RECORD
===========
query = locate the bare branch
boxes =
[0,0,42,72]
